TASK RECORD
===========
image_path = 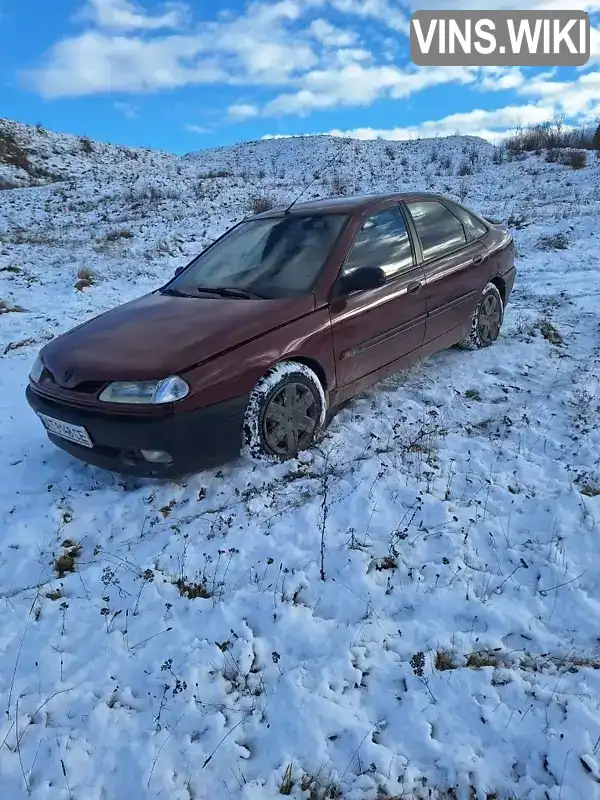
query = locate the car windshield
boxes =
[165,213,348,299]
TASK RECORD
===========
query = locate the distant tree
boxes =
[593,122,600,150]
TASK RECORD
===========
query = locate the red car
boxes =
[26,192,516,476]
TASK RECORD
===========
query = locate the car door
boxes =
[403,199,487,345]
[329,204,427,388]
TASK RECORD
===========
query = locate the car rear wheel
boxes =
[458,282,504,350]
[243,362,326,460]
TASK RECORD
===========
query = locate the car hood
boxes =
[41,291,315,389]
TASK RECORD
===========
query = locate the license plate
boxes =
[37,413,94,448]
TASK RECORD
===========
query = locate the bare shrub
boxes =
[80,136,94,154]
[0,129,31,170]
[104,228,133,242]
[505,119,597,154]
[457,161,473,176]
[248,194,276,214]
[77,266,96,282]
[536,232,569,251]
[563,150,587,169]
[330,172,347,196]
[198,169,232,179]
[0,299,25,314]
[0,177,20,190]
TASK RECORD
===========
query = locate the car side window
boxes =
[343,207,414,279]
[406,200,467,261]
[444,201,489,240]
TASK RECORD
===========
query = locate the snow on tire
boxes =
[242,361,327,461]
[458,281,504,350]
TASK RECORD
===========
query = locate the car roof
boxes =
[251,191,450,219]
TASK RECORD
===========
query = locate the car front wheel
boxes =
[459,281,504,350]
[243,362,326,460]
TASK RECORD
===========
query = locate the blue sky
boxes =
[1,0,599,154]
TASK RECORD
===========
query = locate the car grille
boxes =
[40,368,106,395]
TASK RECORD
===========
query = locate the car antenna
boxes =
[284,137,353,215]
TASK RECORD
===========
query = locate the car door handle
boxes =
[471,255,485,266]
[407,281,423,295]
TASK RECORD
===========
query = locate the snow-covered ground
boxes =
[1,120,600,800]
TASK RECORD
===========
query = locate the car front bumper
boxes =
[26,384,249,477]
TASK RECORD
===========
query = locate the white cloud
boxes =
[185,123,212,133]
[228,103,259,120]
[28,1,319,97]
[518,69,600,120]
[407,1,600,10]
[29,32,229,96]
[586,23,600,65]
[308,19,357,47]
[477,67,525,92]
[113,100,138,117]
[330,0,409,34]
[325,103,556,142]
[264,63,475,116]
[330,48,373,67]
[79,0,187,30]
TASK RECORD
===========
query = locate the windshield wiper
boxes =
[195,286,266,299]
[160,287,191,297]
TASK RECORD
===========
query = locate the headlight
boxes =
[30,353,44,383]
[99,376,189,404]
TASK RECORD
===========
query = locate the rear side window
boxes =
[343,207,414,278]
[406,200,467,261]
[445,201,489,240]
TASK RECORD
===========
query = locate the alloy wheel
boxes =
[477,293,502,344]
[261,381,319,456]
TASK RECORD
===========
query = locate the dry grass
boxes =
[75,266,96,291]
[580,482,600,498]
[536,232,569,251]
[54,540,82,578]
[373,555,398,571]
[435,649,460,671]
[0,299,25,314]
[4,337,36,355]
[103,228,133,242]
[564,150,587,169]
[537,318,563,346]
[175,577,211,600]
[466,651,503,669]
[76,266,95,282]
[248,194,276,214]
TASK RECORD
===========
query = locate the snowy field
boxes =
[1,120,600,799]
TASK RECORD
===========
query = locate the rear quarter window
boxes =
[444,201,489,240]
[406,200,467,261]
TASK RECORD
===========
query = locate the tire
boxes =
[243,362,327,460]
[458,282,504,350]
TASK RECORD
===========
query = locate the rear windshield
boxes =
[168,214,348,299]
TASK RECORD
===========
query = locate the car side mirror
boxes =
[340,266,386,294]
[174,266,184,277]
